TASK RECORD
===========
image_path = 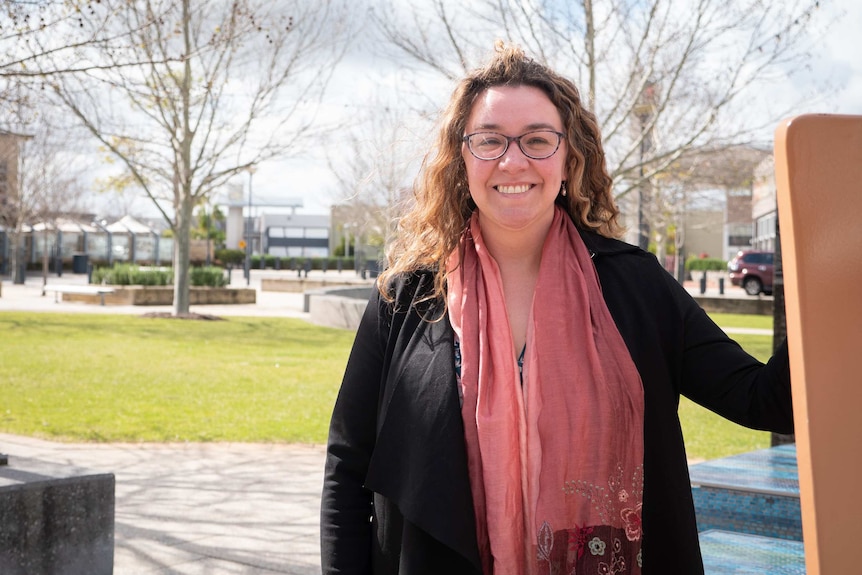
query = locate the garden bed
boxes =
[61,286,256,306]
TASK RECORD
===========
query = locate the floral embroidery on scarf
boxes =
[569,524,594,560]
[562,462,644,535]
[535,525,642,575]
[538,462,644,573]
[538,521,554,564]
[621,503,643,542]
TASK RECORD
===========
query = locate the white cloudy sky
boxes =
[90,0,862,220]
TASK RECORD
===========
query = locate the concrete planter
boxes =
[62,286,256,306]
[261,277,373,293]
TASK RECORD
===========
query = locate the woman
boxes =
[320,45,793,575]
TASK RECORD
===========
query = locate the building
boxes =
[751,156,778,252]
[259,212,330,258]
[620,145,770,269]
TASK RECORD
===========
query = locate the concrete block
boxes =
[0,456,115,575]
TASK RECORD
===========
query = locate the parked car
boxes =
[727,250,774,296]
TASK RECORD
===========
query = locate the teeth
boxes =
[496,184,531,194]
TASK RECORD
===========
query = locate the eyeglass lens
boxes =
[466,130,561,160]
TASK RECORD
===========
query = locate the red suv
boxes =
[727,250,774,296]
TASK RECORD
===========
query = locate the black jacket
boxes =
[320,231,793,575]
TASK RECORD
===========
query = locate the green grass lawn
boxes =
[0,312,354,443]
[0,311,779,460]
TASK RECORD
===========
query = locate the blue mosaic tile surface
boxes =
[690,445,802,540]
[692,486,802,540]
[690,444,798,497]
[700,530,806,575]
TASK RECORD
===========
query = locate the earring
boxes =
[560,182,567,197]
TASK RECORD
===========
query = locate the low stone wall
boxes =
[0,458,115,575]
[305,286,373,330]
[63,286,256,306]
[261,277,372,293]
[692,295,773,316]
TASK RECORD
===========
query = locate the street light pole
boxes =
[205,202,211,267]
[244,168,254,286]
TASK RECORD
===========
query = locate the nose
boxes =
[497,140,529,171]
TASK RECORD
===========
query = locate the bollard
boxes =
[87,262,94,284]
[719,277,725,295]
[699,274,707,295]
[275,257,281,271]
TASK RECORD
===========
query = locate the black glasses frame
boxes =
[462,130,565,160]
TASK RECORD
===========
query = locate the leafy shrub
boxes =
[685,257,727,272]
[190,266,227,287]
[92,264,172,286]
[92,264,226,287]
[215,249,245,266]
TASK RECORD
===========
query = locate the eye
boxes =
[473,133,504,149]
[523,132,554,148]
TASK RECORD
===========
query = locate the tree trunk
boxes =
[171,0,194,317]
[173,193,192,315]
[9,230,24,284]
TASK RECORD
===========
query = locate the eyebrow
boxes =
[472,122,559,132]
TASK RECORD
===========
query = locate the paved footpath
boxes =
[1,434,325,574]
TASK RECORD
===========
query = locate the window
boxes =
[305,227,328,239]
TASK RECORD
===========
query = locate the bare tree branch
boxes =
[28,0,356,314]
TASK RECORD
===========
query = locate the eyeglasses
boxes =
[462,130,565,160]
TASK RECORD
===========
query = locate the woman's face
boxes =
[461,85,567,241]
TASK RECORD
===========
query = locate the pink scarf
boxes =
[448,207,645,575]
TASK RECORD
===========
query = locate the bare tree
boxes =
[372,0,825,241]
[1,1,165,113]
[0,117,89,285]
[327,96,425,264]
[27,0,353,314]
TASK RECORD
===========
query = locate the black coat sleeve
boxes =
[320,290,389,574]
[667,272,794,434]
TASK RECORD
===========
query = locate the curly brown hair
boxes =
[377,43,622,305]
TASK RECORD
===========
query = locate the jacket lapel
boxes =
[365,311,482,571]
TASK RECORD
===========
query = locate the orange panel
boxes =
[774,114,862,575]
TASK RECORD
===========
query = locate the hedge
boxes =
[685,257,728,272]
[92,264,227,287]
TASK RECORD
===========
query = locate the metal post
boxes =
[54,231,63,277]
[205,203,211,267]
[245,170,253,286]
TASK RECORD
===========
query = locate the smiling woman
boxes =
[320,44,794,575]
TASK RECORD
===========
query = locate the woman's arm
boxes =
[670,274,794,434]
[320,291,388,574]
